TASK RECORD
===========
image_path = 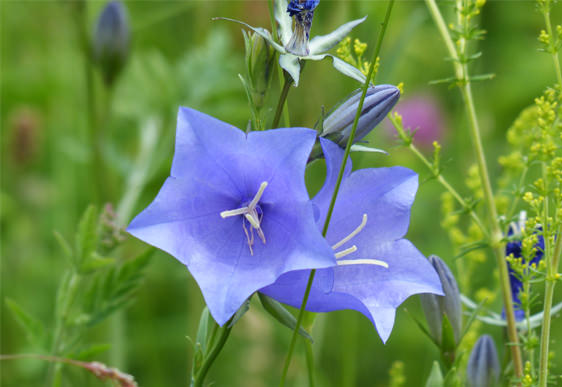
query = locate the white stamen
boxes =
[334,245,357,259]
[221,207,249,218]
[220,181,269,255]
[249,182,268,209]
[244,213,260,229]
[337,259,389,268]
[332,214,367,250]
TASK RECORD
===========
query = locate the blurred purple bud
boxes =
[93,1,130,86]
[392,95,446,148]
[321,85,400,147]
[420,255,462,345]
[467,335,500,387]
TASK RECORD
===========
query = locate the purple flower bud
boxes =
[321,85,400,147]
[93,1,130,86]
[420,255,462,345]
[467,335,500,387]
[286,0,320,56]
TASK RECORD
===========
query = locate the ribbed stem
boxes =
[278,1,395,385]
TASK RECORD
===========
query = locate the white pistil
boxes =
[332,214,367,250]
[337,259,389,268]
[334,245,357,259]
[331,213,389,269]
[220,181,268,255]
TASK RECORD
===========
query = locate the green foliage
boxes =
[258,293,314,343]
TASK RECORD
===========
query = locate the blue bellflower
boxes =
[128,108,336,325]
[505,217,545,320]
[261,138,443,342]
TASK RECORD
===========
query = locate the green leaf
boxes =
[258,293,313,343]
[425,361,444,387]
[80,253,115,274]
[53,231,73,260]
[405,308,440,348]
[5,298,46,348]
[228,298,251,328]
[440,314,457,368]
[309,16,367,55]
[73,343,111,360]
[214,17,285,53]
[75,205,99,269]
[195,307,211,354]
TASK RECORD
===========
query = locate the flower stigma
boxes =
[220,181,268,255]
[332,214,389,268]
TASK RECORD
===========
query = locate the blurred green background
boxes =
[2,1,561,386]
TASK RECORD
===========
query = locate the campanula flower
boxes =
[127,108,336,325]
[285,0,320,56]
[261,138,443,342]
[505,214,545,320]
[322,85,400,147]
[93,1,130,86]
[220,0,366,86]
[420,255,462,346]
[466,335,500,387]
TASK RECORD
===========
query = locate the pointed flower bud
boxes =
[321,85,400,147]
[93,1,130,86]
[286,0,320,56]
[243,32,275,111]
[466,335,500,387]
[420,255,462,346]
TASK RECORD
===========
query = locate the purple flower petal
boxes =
[128,108,336,325]
[261,138,443,342]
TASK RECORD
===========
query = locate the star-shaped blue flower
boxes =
[261,138,443,342]
[127,108,336,325]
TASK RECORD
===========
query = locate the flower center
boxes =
[220,182,268,255]
[332,214,389,269]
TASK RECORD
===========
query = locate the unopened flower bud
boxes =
[420,255,462,345]
[321,85,400,147]
[93,1,130,86]
[466,335,500,387]
[286,0,320,56]
[244,32,275,111]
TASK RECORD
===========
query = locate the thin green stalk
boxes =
[49,272,81,386]
[538,225,562,386]
[278,2,395,385]
[272,74,292,128]
[541,1,562,86]
[424,0,523,377]
[390,113,488,236]
[192,324,233,387]
[304,340,315,387]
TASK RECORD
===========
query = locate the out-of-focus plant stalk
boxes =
[74,1,104,203]
[389,114,488,236]
[279,1,395,385]
[49,272,81,386]
[538,2,562,384]
[424,0,523,378]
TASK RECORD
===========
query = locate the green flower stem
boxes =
[542,0,562,86]
[538,225,562,386]
[538,3,562,383]
[278,1,395,385]
[424,0,523,378]
[191,324,233,387]
[50,272,81,386]
[304,340,315,387]
[388,114,488,237]
[272,73,292,128]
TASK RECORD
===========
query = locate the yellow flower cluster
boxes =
[336,37,377,76]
